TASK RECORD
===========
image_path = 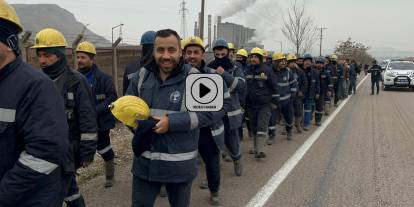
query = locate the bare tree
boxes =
[334,37,373,65]
[281,0,317,55]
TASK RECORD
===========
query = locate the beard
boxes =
[157,57,178,74]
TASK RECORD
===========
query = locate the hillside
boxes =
[13,4,111,47]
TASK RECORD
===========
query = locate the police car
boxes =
[383,60,414,91]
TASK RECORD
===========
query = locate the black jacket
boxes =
[245,63,279,108]
[0,58,69,206]
[123,59,141,95]
[81,64,117,131]
[318,67,333,95]
[368,64,382,81]
[304,66,321,99]
[291,66,308,97]
[55,66,97,167]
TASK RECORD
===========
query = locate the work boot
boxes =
[224,155,233,162]
[266,138,275,145]
[199,179,208,190]
[324,104,330,116]
[295,118,302,133]
[233,160,243,176]
[255,135,266,159]
[287,130,292,140]
[210,192,220,206]
[66,195,86,207]
[302,125,309,131]
[254,152,266,159]
[315,117,322,126]
[222,152,232,162]
[104,160,115,188]
[250,135,258,154]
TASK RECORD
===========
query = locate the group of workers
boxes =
[1,1,379,206]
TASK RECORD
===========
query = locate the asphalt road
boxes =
[82,76,414,207]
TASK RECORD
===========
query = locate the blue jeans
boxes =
[303,95,315,127]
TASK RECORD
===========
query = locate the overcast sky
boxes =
[8,0,414,55]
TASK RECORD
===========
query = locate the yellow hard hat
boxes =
[110,96,150,129]
[250,47,264,57]
[236,49,248,58]
[0,0,23,33]
[76,41,96,55]
[272,52,286,61]
[262,50,268,58]
[287,53,297,61]
[184,36,204,50]
[331,54,338,60]
[32,28,68,49]
[180,38,187,50]
[228,42,235,50]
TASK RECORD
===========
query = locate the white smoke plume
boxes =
[216,0,259,18]
[216,0,283,50]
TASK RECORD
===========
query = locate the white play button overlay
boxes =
[186,73,223,112]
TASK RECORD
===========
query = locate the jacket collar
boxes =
[0,57,22,81]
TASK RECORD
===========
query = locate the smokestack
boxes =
[198,12,201,37]
[214,24,217,42]
[208,15,212,51]
[194,21,198,36]
[200,0,205,40]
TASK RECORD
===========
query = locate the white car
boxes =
[383,60,414,91]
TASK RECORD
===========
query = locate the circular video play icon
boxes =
[191,77,218,105]
[186,74,223,112]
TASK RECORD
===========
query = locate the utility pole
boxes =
[112,37,122,96]
[119,24,123,45]
[111,23,124,96]
[199,0,205,40]
[179,0,188,38]
[72,34,83,69]
[317,27,328,56]
[20,31,32,63]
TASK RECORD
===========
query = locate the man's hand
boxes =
[216,66,225,74]
[327,91,332,97]
[271,104,277,110]
[153,116,170,134]
[298,91,303,97]
[315,94,320,100]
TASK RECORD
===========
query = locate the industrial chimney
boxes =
[194,21,198,36]
[208,15,212,51]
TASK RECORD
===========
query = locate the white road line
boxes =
[245,75,369,207]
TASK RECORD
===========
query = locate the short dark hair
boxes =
[155,29,181,48]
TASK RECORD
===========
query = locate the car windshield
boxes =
[388,62,414,70]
